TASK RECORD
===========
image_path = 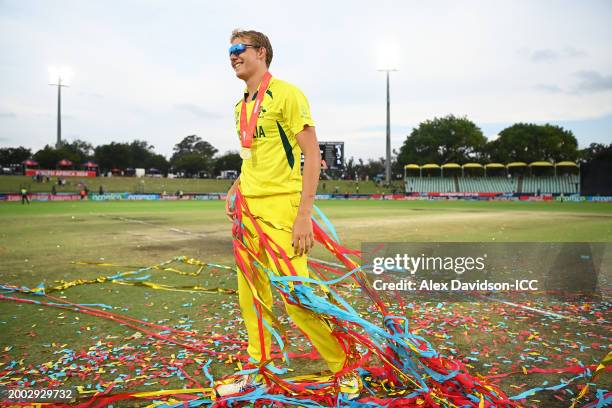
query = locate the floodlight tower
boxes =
[377,44,398,185]
[48,66,72,149]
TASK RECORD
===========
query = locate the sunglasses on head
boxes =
[229,43,259,56]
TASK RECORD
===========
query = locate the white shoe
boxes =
[214,374,262,397]
[337,371,362,400]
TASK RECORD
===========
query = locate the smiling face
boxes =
[230,37,267,81]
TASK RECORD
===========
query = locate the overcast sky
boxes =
[1,0,611,161]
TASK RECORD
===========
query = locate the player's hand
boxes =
[292,214,314,256]
[225,184,237,222]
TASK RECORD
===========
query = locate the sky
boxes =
[1,0,611,161]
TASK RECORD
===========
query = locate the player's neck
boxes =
[245,68,269,100]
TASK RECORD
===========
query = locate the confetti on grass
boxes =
[0,196,610,407]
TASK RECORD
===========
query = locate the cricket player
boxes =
[216,29,361,399]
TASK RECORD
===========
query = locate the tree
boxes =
[344,156,357,179]
[129,140,155,167]
[94,142,133,171]
[171,135,217,177]
[0,147,32,166]
[172,153,210,176]
[145,153,170,174]
[32,146,58,168]
[487,123,578,163]
[93,140,169,173]
[62,139,94,164]
[355,158,366,180]
[397,115,487,166]
[391,148,403,179]
[213,151,241,176]
[361,157,386,180]
[579,143,612,163]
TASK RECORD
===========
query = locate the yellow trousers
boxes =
[236,192,346,373]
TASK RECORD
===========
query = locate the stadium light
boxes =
[48,65,72,149]
[376,43,399,185]
[376,43,399,71]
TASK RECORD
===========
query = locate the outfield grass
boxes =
[1,175,401,194]
[0,200,610,406]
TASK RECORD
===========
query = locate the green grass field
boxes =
[0,199,610,406]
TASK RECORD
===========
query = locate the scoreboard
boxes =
[319,141,344,170]
[300,141,344,170]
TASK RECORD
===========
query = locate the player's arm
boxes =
[293,125,320,255]
[225,176,240,222]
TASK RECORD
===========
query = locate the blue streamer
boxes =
[202,359,215,388]
[312,204,341,243]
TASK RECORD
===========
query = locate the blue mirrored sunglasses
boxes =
[229,43,258,56]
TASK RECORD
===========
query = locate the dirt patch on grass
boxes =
[334,210,514,228]
[108,215,164,224]
[134,243,186,252]
[333,210,612,230]
[130,234,232,258]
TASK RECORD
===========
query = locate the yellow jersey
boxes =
[234,76,314,197]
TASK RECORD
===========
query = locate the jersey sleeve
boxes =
[283,85,315,137]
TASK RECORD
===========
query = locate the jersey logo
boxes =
[255,125,266,138]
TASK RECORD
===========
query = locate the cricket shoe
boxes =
[214,374,265,397]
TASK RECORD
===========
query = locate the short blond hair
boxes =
[230,29,273,67]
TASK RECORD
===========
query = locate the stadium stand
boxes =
[521,175,580,194]
[405,177,455,193]
[404,163,580,194]
[458,176,518,193]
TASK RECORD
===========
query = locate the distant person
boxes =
[79,189,87,200]
[51,185,57,195]
[20,187,30,205]
[356,184,360,193]
[99,185,104,195]
[322,182,326,191]
[334,185,339,194]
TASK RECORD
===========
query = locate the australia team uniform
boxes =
[233,77,347,373]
